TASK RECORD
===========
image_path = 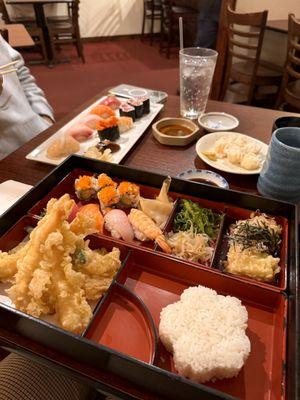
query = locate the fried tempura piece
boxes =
[7,194,75,314]
[75,245,121,301]
[0,242,29,281]
[1,193,121,334]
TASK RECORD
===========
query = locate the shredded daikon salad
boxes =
[167,229,214,264]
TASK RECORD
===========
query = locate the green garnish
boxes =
[72,248,87,265]
[173,199,221,239]
[24,226,34,234]
[228,220,281,256]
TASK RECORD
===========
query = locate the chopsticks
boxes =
[0,60,17,76]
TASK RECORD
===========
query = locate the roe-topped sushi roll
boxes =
[75,175,97,201]
[97,173,117,191]
[118,181,140,208]
[96,116,120,141]
[97,185,120,214]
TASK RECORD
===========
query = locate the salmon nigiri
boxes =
[78,204,104,234]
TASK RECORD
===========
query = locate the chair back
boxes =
[285,14,300,81]
[71,0,80,24]
[226,6,268,67]
[0,0,10,24]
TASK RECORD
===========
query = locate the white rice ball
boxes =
[159,285,250,383]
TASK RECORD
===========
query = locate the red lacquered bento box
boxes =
[0,156,298,400]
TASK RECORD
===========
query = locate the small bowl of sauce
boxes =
[176,169,229,189]
[152,118,199,146]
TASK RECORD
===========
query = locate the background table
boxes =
[6,0,73,63]
[266,19,288,33]
[0,23,34,47]
[0,94,298,192]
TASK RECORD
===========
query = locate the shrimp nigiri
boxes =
[104,209,134,242]
[128,209,171,253]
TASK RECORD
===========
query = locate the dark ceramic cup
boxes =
[257,127,300,203]
[272,116,300,132]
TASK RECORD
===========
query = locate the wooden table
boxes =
[6,0,73,63]
[0,94,298,398]
[1,23,34,47]
[267,19,289,33]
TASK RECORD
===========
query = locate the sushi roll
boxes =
[128,98,144,119]
[90,105,115,119]
[99,96,121,110]
[97,185,120,214]
[117,116,133,134]
[119,103,136,121]
[74,175,97,201]
[104,209,134,242]
[96,116,120,141]
[97,173,117,191]
[141,96,150,115]
[118,181,140,208]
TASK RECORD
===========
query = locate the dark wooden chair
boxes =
[220,6,282,105]
[47,0,85,63]
[47,2,73,24]
[276,14,300,112]
[141,0,163,45]
[160,0,197,59]
[0,0,47,62]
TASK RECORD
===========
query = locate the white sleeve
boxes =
[1,37,55,121]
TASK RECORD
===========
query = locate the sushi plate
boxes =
[26,96,164,166]
[196,131,269,175]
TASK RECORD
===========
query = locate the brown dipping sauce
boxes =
[190,178,219,187]
[159,124,193,137]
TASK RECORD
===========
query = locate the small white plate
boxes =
[198,112,239,132]
[196,131,268,175]
[0,180,32,216]
[176,169,229,188]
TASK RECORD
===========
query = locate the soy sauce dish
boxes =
[152,118,199,146]
[177,169,229,189]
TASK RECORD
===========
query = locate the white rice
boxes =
[159,285,250,383]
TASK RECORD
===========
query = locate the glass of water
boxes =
[180,47,218,119]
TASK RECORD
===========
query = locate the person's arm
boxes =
[2,39,54,122]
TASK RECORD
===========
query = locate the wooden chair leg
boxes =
[48,30,58,63]
[141,7,146,41]
[246,81,256,105]
[220,62,231,101]
[75,33,85,63]
[150,6,154,45]
[166,21,172,59]
[38,32,48,63]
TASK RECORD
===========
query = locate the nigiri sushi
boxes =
[118,181,140,208]
[77,204,104,234]
[79,114,102,130]
[90,105,115,119]
[47,135,80,159]
[65,123,94,142]
[117,116,133,134]
[99,96,121,110]
[104,209,134,242]
[97,185,120,214]
[74,175,98,201]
